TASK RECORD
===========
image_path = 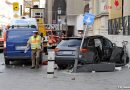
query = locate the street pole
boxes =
[57,7,62,37]
[73,25,88,73]
[65,15,68,37]
[122,0,124,34]
[59,15,60,36]
[80,25,88,49]
[20,5,22,16]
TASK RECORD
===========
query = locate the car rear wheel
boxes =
[5,58,10,65]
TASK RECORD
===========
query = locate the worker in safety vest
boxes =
[25,31,42,69]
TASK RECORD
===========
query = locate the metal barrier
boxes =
[44,24,64,30]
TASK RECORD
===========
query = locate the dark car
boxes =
[55,35,129,69]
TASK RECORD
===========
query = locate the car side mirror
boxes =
[113,43,116,47]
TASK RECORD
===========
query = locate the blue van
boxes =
[4,28,42,65]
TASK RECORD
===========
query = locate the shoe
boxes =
[31,67,35,69]
[45,53,48,55]
[35,65,39,69]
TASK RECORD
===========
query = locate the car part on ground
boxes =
[76,63,115,72]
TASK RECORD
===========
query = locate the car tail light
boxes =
[80,48,88,53]
[54,48,60,52]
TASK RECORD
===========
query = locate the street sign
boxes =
[81,13,95,50]
[13,2,19,11]
[83,13,95,26]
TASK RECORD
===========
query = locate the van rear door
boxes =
[5,29,34,57]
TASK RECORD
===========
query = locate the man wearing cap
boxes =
[26,31,42,69]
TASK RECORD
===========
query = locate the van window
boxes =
[7,30,33,42]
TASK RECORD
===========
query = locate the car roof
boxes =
[62,35,105,40]
[85,35,104,38]
[63,37,82,40]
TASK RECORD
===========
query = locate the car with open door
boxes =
[55,35,129,69]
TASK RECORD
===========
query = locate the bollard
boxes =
[47,51,55,78]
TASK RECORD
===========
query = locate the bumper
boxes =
[55,55,76,64]
[4,56,31,60]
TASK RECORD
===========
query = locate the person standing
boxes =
[25,31,42,69]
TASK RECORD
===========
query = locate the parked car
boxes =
[55,37,82,69]
[55,35,129,69]
[4,28,42,65]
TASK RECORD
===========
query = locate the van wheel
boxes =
[5,58,10,65]
[126,56,129,64]
[39,52,43,64]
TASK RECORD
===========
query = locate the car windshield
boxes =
[7,30,33,42]
[58,39,81,47]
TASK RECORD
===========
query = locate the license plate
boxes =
[15,46,27,50]
[62,51,72,55]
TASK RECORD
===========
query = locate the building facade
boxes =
[88,0,109,35]
[124,0,130,16]
[46,0,88,36]
[88,0,123,35]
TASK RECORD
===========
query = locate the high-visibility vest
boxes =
[30,35,41,49]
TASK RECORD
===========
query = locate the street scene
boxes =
[0,0,130,90]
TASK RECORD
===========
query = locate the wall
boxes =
[46,0,53,24]
[124,0,130,16]
[88,0,109,36]
[109,35,130,57]
[76,14,84,30]
[67,16,76,26]
[108,0,122,19]
[67,0,87,15]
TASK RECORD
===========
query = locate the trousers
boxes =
[31,49,41,67]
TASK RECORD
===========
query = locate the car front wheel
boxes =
[5,58,10,65]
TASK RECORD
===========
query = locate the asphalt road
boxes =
[0,53,130,90]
